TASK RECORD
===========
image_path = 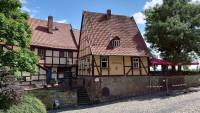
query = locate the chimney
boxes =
[48,16,53,33]
[107,9,111,19]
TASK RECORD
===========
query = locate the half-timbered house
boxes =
[20,16,79,86]
[78,10,149,76]
[77,10,150,102]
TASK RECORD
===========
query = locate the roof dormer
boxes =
[112,36,120,48]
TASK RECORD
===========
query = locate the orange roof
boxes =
[81,11,149,56]
[28,18,79,50]
[72,29,80,46]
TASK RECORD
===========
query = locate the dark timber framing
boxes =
[21,46,78,83]
[34,46,76,67]
[123,56,125,75]
[92,55,95,76]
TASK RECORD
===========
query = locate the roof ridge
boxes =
[69,24,79,49]
[83,10,132,18]
[29,17,71,26]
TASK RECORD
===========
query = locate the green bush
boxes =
[0,94,46,113]
[0,73,24,109]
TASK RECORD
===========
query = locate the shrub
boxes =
[0,94,46,113]
[0,72,24,109]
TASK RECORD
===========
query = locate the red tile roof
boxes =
[72,29,80,46]
[81,11,149,56]
[28,18,79,50]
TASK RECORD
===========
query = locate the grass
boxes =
[0,94,46,113]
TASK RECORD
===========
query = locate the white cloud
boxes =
[190,0,200,3]
[22,0,27,4]
[144,0,163,10]
[133,12,146,25]
[20,0,27,4]
[30,14,35,18]
[22,6,30,12]
[56,19,67,23]
[21,5,39,18]
[141,31,146,38]
[132,0,163,25]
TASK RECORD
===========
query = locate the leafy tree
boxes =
[145,0,200,71]
[0,0,38,75]
[0,0,38,109]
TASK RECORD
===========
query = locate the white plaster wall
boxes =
[60,58,66,64]
[53,58,59,64]
[53,51,59,57]
[46,57,52,64]
[46,50,52,56]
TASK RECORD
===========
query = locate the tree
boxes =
[0,0,38,75]
[145,0,200,71]
[0,0,38,109]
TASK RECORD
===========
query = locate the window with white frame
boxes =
[112,39,120,48]
[133,57,140,68]
[101,56,108,68]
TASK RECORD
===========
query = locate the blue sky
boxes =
[22,0,200,62]
[21,0,200,31]
[22,0,164,34]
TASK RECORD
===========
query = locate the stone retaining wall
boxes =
[84,75,200,102]
[185,75,200,87]
[29,89,77,110]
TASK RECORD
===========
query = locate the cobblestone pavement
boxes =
[51,87,200,113]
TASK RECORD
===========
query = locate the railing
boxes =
[150,71,200,76]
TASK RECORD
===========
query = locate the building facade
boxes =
[21,16,80,86]
[78,10,150,101]
[78,10,149,77]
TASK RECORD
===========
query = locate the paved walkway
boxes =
[50,87,200,113]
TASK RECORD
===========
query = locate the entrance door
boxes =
[57,67,72,89]
[64,68,72,79]
[57,67,72,79]
[46,68,52,84]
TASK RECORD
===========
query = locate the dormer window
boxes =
[112,37,120,48]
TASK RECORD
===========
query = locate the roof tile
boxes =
[81,11,149,56]
[28,18,79,50]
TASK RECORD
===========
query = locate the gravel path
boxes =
[51,87,200,113]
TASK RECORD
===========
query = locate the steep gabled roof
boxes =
[28,18,79,50]
[72,29,80,46]
[81,11,149,56]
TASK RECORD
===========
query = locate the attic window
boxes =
[112,37,120,48]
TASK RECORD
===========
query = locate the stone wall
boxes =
[185,75,200,87]
[84,75,200,102]
[29,89,77,110]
